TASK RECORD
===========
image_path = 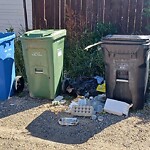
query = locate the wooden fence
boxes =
[32,0,150,34]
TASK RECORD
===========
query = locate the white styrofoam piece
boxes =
[104,98,132,116]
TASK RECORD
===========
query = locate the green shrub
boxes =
[143,1,150,32]
[5,26,26,80]
[14,38,26,80]
[64,22,117,77]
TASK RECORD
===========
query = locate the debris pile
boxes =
[52,76,133,126]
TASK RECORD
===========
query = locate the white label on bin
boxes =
[32,52,42,57]
[58,48,62,57]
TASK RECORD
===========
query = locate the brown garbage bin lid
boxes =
[102,35,150,42]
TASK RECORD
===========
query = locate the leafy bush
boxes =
[64,6,117,77]
[143,1,150,32]
[5,27,26,80]
[14,39,26,80]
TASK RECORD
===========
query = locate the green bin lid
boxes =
[24,30,54,38]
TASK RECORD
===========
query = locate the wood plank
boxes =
[54,0,59,29]
[75,0,82,15]
[66,0,71,7]
[45,0,54,28]
[70,0,77,33]
[76,0,86,33]
[34,0,40,29]
[110,0,118,24]
[110,0,122,32]
[91,0,95,30]
[135,0,143,33]
[81,0,87,27]
[61,0,65,28]
[86,0,93,30]
[32,0,36,29]
[32,0,149,34]
[92,0,98,30]
[110,0,116,24]
[65,0,72,30]
[117,0,124,33]
[58,0,61,29]
[104,0,112,23]
[120,0,129,34]
[71,0,76,12]
[128,0,137,33]
[97,0,104,23]
[141,0,150,34]
[39,0,46,29]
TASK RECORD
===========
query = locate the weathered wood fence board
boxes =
[32,0,150,34]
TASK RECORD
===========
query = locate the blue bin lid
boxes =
[0,32,15,45]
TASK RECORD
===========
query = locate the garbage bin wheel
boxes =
[14,76,24,93]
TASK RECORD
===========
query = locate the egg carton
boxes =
[71,105,94,117]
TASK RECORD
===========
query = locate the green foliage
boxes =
[14,39,26,80]
[6,26,14,32]
[143,1,150,32]
[5,26,26,80]
[64,22,117,77]
[93,22,117,42]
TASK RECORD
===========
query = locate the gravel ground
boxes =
[0,88,150,150]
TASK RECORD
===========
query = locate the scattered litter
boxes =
[67,94,105,115]
[58,117,79,126]
[10,103,15,106]
[98,94,106,102]
[104,98,133,116]
[52,101,60,106]
[54,96,64,101]
[97,116,104,122]
[52,96,64,106]
[62,76,105,97]
[90,95,105,113]
[60,100,66,105]
[91,115,97,120]
[69,101,78,109]
[78,98,87,105]
[96,82,106,93]
[71,105,94,117]
[94,76,104,84]
[95,105,103,113]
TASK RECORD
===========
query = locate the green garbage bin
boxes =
[20,29,66,99]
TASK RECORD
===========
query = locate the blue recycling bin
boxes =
[0,32,15,100]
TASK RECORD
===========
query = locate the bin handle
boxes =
[116,79,129,83]
[84,41,103,51]
[35,68,43,74]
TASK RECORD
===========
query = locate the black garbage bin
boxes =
[101,35,150,110]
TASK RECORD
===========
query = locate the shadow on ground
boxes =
[0,88,150,144]
[26,110,125,144]
[0,88,51,119]
[25,93,150,144]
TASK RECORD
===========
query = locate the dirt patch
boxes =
[0,89,150,150]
